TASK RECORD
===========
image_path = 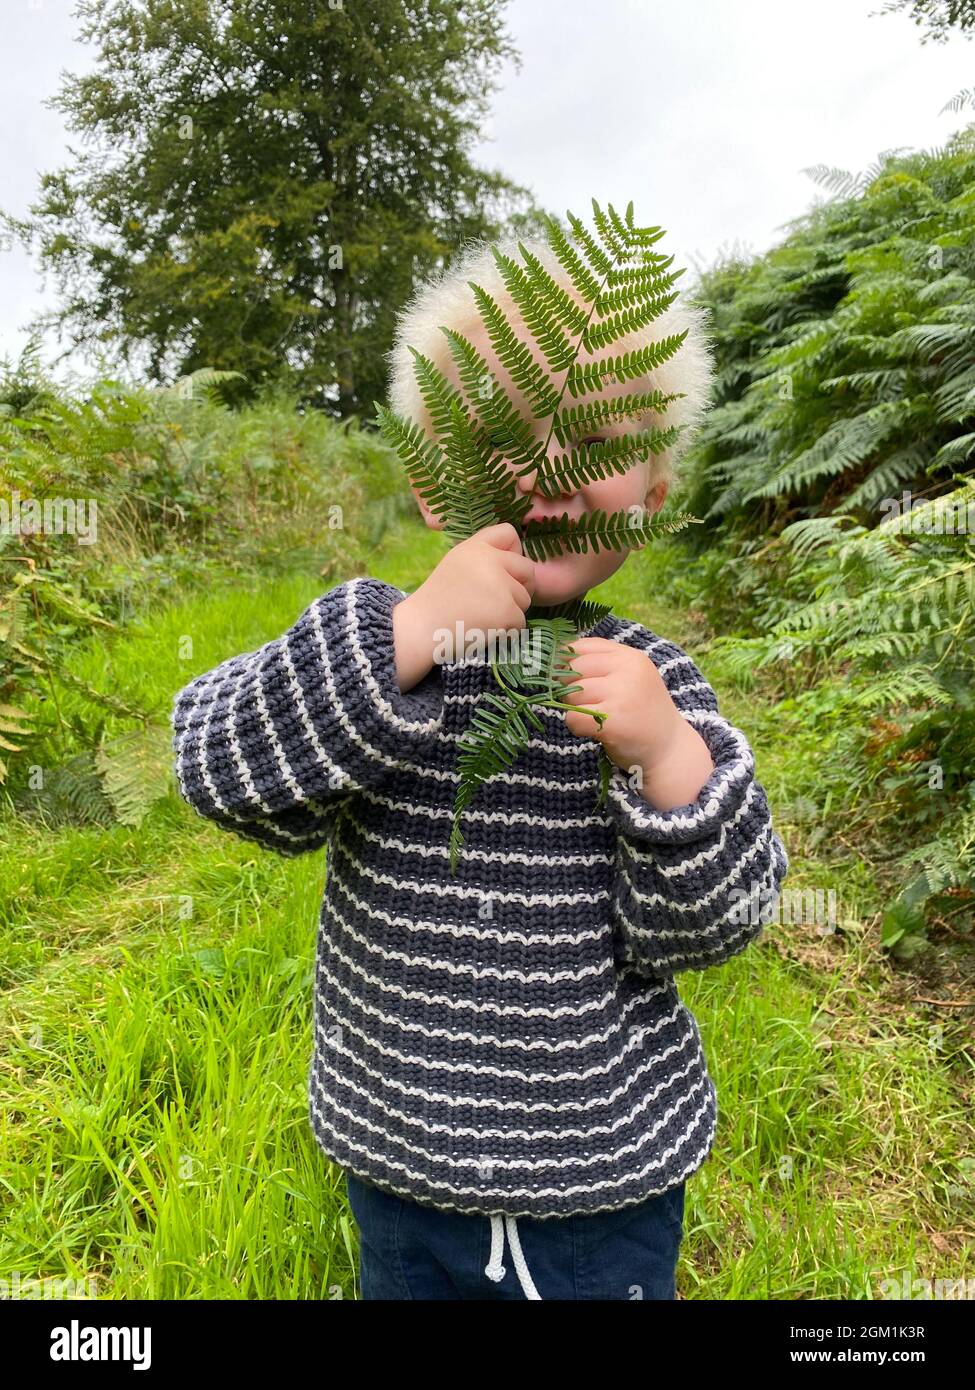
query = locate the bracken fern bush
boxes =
[375,198,716,870]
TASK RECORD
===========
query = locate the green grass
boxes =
[1,516,972,1299]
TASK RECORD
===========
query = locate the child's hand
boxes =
[393,523,536,688]
[558,637,715,810]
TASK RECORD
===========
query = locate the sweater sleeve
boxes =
[170,576,445,857]
[601,631,789,978]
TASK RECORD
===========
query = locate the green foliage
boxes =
[8,723,174,831]
[0,359,412,813]
[676,128,975,553]
[13,750,116,828]
[375,197,699,871]
[93,725,177,827]
[706,480,975,947]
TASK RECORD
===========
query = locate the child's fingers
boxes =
[558,674,613,705]
[478,521,524,553]
[507,577,535,613]
[558,642,620,679]
[563,708,604,740]
[499,550,536,589]
[562,637,617,655]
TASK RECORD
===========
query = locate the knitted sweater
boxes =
[171,575,789,1223]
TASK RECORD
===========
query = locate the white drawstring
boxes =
[484,1214,543,1299]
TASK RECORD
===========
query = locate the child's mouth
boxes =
[518,512,576,561]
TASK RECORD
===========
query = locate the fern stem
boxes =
[530,698,608,720]
[489,645,609,722]
[931,599,972,671]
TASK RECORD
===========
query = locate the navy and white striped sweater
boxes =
[171,575,789,1221]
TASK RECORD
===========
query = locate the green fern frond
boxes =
[542,217,602,302]
[747,401,913,501]
[529,424,682,497]
[527,597,614,632]
[13,752,115,828]
[373,404,450,516]
[489,247,576,374]
[94,722,175,826]
[439,326,542,468]
[518,244,591,338]
[448,615,614,872]
[158,367,247,404]
[896,808,975,892]
[552,388,682,445]
[583,288,683,352]
[408,345,481,439]
[565,335,688,397]
[932,431,975,468]
[565,209,613,278]
[521,507,699,561]
[467,282,560,417]
[933,365,975,420]
[56,667,148,720]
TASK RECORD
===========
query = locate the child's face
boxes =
[412,314,669,606]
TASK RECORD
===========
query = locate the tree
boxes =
[873,0,975,42]
[7,0,546,414]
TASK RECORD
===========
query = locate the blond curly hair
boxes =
[384,232,716,488]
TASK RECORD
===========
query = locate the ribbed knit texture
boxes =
[171,576,789,1219]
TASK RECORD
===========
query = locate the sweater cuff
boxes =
[604,710,756,846]
[267,577,445,763]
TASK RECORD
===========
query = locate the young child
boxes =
[171,233,789,1301]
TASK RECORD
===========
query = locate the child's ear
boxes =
[645,476,670,515]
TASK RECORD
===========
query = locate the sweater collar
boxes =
[437,602,616,676]
[523,595,615,639]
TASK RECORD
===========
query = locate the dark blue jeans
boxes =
[345,1171,685,1301]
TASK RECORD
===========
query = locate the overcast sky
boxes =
[1,0,973,380]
